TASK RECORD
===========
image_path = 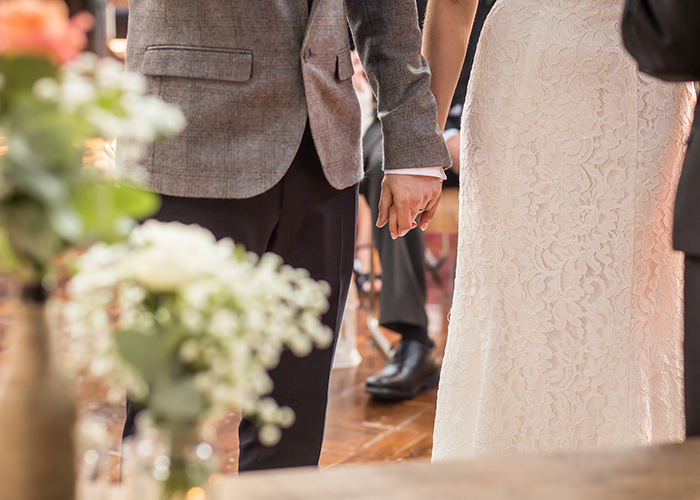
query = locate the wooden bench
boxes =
[86,439,700,499]
[215,439,700,500]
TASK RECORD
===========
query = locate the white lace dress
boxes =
[432,0,695,461]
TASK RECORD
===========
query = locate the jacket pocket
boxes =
[141,45,253,82]
[336,49,354,82]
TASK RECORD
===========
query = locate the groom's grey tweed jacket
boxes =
[123,0,451,199]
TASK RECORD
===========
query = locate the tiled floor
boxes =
[0,233,457,480]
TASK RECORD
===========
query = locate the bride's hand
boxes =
[376,173,443,238]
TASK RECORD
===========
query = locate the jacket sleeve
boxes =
[622,0,700,81]
[345,0,452,171]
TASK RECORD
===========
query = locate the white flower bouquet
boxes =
[60,220,332,495]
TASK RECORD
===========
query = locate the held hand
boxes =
[376,174,443,238]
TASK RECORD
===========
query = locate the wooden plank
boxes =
[219,439,700,500]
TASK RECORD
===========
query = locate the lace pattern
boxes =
[432,0,694,461]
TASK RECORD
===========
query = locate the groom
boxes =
[121,0,451,471]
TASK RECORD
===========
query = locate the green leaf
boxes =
[110,183,161,220]
[6,99,86,168]
[0,165,12,203]
[48,205,83,241]
[71,183,114,240]
[114,330,159,384]
[149,378,207,422]
[72,182,160,243]
[0,56,57,106]
[1,197,62,272]
[0,230,18,273]
[7,163,69,206]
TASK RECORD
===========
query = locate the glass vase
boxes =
[124,419,217,500]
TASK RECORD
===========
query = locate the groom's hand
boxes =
[377,174,443,239]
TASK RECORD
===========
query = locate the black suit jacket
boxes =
[622,0,700,256]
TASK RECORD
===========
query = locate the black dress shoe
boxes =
[365,340,440,400]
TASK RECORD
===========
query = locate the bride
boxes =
[423,0,695,460]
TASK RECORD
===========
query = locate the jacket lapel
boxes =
[304,0,321,41]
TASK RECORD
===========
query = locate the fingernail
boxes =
[420,222,428,231]
[391,232,396,239]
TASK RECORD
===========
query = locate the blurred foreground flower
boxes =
[0,3,184,500]
[59,220,333,496]
[0,0,93,64]
[0,0,185,283]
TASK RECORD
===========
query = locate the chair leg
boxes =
[425,233,451,293]
[367,312,392,359]
[366,243,391,359]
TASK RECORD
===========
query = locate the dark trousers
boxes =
[123,126,358,471]
[685,255,700,437]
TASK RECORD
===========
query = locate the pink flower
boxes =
[0,0,93,64]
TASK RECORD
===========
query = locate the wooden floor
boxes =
[0,233,457,480]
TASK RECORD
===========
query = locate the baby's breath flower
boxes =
[276,407,295,428]
[33,77,60,100]
[258,424,282,446]
[179,341,200,363]
[94,57,125,90]
[57,221,331,442]
[58,72,96,111]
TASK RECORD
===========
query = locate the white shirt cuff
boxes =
[385,166,447,180]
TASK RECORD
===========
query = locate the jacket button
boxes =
[303,47,312,61]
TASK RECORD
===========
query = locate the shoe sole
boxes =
[365,371,440,401]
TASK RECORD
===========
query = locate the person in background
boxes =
[62,0,106,56]
[348,49,440,400]
[622,0,700,438]
[358,0,497,402]
[361,113,441,401]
